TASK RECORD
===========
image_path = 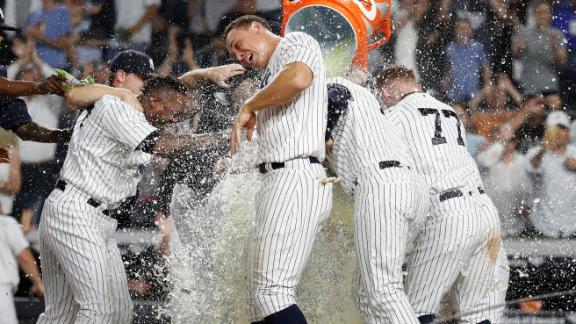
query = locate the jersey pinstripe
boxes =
[384,92,483,193]
[257,32,327,163]
[60,95,156,206]
[326,77,413,193]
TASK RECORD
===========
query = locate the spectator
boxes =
[25,0,72,69]
[80,60,109,84]
[7,36,55,80]
[115,0,161,52]
[513,1,567,110]
[72,0,116,63]
[156,31,198,77]
[553,0,576,111]
[477,125,533,238]
[0,214,44,324]
[11,62,65,234]
[469,73,524,141]
[0,130,21,216]
[526,110,576,238]
[393,0,428,77]
[451,101,486,157]
[442,17,492,102]
[415,0,452,94]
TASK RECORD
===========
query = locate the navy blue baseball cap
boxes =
[109,50,155,79]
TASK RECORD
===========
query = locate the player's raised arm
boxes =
[178,63,246,89]
[66,84,143,111]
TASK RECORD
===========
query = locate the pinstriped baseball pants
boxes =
[405,188,505,323]
[354,166,429,324]
[37,188,133,324]
[247,160,333,321]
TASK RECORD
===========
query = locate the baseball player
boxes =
[36,51,220,323]
[225,15,332,323]
[324,77,429,323]
[375,65,508,323]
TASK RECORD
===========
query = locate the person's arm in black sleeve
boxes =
[1,98,72,143]
[156,165,176,216]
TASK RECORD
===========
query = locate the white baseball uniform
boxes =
[37,95,157,324]
[247,31,333,320]
[325,78,429,324]
[384,92,509,323]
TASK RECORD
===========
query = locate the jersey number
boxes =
[418,108,465,146]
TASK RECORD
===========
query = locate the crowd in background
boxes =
[1,0,576,319]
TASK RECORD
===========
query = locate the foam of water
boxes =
[165,142,363,323]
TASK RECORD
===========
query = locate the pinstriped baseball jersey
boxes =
[59,95,156,206]
[384,92,484,193]
[326,77,413,194]
[257,32,327,163]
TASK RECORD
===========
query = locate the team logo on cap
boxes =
[0,9,5,20]
[149,58,155,70]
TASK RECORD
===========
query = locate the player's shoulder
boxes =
[283,32,319,48]
[94,95,138,116]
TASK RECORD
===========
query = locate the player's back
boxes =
[384,92,483,193]
[328,78,412,192]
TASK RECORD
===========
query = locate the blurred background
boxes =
[1,0,576,323]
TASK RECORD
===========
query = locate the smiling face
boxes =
[225,22,273,70]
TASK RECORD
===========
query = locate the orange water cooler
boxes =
[281,0,391,75]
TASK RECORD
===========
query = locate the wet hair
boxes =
[140,76,189,98]
[223,15,271,39]
[374,65,417,88]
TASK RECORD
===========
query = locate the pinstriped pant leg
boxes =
[37,193,79,324]
[452,199,504,323]
[404,207,471,317]
[354,171,423,324]
[36,190,132,324]
[106,236,133,324]
[247,167,333,321]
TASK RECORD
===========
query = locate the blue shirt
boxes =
[26,5,71,69]
[446,40,487,102]
[0,66,32,130]
[466,133,486,157]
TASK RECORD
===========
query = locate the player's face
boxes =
[379,84,398,108]
[226,24,270,70]
[147,92,189,126]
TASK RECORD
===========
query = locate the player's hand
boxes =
[37,75,67,96]
[230,105,256,155]
[30,282,45,298]
[205,64,246,89]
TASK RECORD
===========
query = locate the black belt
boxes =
[55,180,115,217]
[379,160,402,169]
[259,157,320,174]
[439,187,486,202]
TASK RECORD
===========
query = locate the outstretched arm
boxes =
[0,75,65,97]
[66,84,142,111]
[14,122,72,143]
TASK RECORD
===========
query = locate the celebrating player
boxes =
[36,50,226,323]
[324,77,429,323]
[375,65,509,323]
[225,15,333,323]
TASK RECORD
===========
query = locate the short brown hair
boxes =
[374,65,417,88]
[223,15,271,39]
